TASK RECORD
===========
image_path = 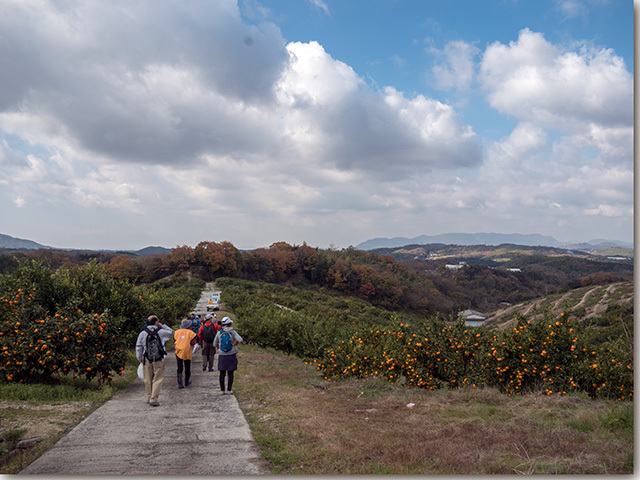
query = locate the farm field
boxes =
[487,281,634,326]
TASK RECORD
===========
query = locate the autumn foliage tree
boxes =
[106,255,140,283]
[166,245,196,273]
[194,241,241,279]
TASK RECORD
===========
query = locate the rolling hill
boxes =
[486,281,634,329]
[0,234,49,250]
[356,233,633,251]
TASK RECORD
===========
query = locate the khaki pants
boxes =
[143,357,166,403]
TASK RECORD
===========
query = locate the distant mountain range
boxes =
[0,233,170,257]
[356,233,633,251]
[0,233,47,250]
[1,232,632,256]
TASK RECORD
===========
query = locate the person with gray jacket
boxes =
[213,317,243,394]
[135,314,174,406]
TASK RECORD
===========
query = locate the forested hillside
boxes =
[0,240,632,317]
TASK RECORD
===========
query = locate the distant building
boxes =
[459,309,488,327]
[507,268,521,272]
[446,262,467,270]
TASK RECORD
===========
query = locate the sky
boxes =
[0,0,634,251]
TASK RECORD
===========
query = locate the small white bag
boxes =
[137,363,144,381]
[192,343,201,354]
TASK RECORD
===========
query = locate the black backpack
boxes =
[144,327,166,362]
[202,322,216,343]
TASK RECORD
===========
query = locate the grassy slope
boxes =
[234,343,633,475]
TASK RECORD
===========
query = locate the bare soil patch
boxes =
[0,401,94,440]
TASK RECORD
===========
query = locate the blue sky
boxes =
[0,0,633,250]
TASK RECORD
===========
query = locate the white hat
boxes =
[221,317,232,325]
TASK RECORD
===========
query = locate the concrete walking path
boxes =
[20,290,269,476]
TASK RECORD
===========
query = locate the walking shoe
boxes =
[227,390,233,395]
[208,368,214,372]
[202,364,207,371]
[149,401,160,407]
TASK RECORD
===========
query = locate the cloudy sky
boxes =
[0,0,633,250]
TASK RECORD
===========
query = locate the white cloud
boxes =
[476,28,632,239]
[554,0,589,19]
[391,54,406,69]
[432,40,479,91]
[480,29,632,130]
[584,205,625,217]
[306,0,329,15]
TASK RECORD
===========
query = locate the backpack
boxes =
[219,330,234,353]
[144,327,166,362]
[191,318,200,332]
[202,322,216,343]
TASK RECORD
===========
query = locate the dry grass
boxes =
[234,344,633,475]
[0,361,138,474]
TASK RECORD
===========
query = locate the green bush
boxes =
[0,261,204,386]
[219,278,633,401]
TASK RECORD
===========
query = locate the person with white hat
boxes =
[213,317,243,394]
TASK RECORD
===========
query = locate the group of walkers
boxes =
[135,302,243,407]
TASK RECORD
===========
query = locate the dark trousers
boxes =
[202,342,215,368]
[219,370,234,392]
[176,356,191,380]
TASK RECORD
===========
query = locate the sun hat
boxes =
[205,313,213,320]
[221,317,232,325]
[180,318,191,329]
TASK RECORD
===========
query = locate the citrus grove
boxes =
[312,314,632,400]
[0,260,204,386]
[218,278,633,401]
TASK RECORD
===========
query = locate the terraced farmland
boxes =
[486,281,634,329]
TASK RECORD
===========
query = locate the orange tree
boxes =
[1,261,131,385]
[1,305,128,385]
[313,311,633,401]
[314,318,486,391]
[1,260,206,386]
[475,313,577,396]
[0,262,131,385]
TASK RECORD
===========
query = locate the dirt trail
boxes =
[552,291,573,311]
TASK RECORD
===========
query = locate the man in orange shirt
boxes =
[174,318,197,388]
